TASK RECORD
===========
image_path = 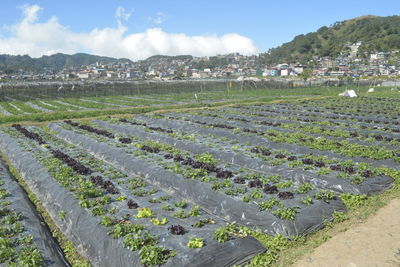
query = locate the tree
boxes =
[299,68,313,81]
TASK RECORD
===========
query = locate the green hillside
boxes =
[263,15,400,64]
[0,53,132,73]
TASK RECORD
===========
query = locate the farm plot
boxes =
[0,124,265,266]
[0,96,184,117]
[0,97,399,266]
[0,160,67,266]
[0,86,358,117]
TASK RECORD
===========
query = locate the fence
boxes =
[0,78,388,102]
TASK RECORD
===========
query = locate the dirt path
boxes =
[294,199,400,267]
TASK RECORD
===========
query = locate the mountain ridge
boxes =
[262,15,400,64]
[0,53,132,73]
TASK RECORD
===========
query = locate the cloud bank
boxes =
[0,5,258,60]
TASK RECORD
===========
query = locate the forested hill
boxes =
[262,15,400,65]
[0,53,132,73]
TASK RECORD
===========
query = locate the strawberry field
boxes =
[0,96,399,266]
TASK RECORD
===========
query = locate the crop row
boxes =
[157,112,400,165]
[2,123,268,266]
[0,159,70,266]
[54,120,351,237]
[0,168,45,266]
[227,105,400,135]
[234,104,400,128]
[275,97,400,114]
[0,96,188,116]
[193,109,400,148]
[111,116,383,187]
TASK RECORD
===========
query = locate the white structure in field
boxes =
[339,89,357,97]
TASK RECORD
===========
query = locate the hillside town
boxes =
[1,42,400,81]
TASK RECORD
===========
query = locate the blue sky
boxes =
[0,1,399,60]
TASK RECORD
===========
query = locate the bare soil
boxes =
[294,199,400,267]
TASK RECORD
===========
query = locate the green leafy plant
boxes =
[276,181,293,189]
[192,218,216,228]
[158,195,170,201]
[173,209,188,219]
[187,237,204,248]
[148,198,161,203]
[91,205,106,216]
[139,245,175,266]
[136,208,155,219]
[151,218,168,226]
[100,216,116,227]
[314,190,337,202]
[331,211,348,223]
[162,205,174,211]
[295,183,314,194]
[132,188,158,197]
[213,223,247,243]
[189,205,201,217]
[14,247,44,267]
[194,153,218,165]
[259,198,281,211]
[115,196,127,202]
[249,189,263,199]
[182,167,208,179]
[58,210,67,221]
[123,231,157,251]
[316,167,332,176]
[300,196,313,205]
[273,207,298,220]
[211,180,232,191]
[174,200,187,209]
[109,223,144,238]
[242,195,251,203]
[0,189,10,200]
[340,193,368,209]
[225,187,246,196]
[266,174,281,183]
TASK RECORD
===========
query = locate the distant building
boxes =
[268,68,279,76]
[280,68,291,76]
[293,65,306,74]
[370,52,387,61]
[276,63,289,69]
[106,71,117,78]
[348,42,362,58]
[329,71,346,76]
[126,71,139,79]
[77,72,91,79]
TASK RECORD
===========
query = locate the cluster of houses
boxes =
[263,43,400,78]
[1,43,400,81]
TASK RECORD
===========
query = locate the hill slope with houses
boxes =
[262,15,400,65]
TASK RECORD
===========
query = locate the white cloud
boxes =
[19,4,42,24]
[148,12,166,25]
[0,5,258,60]
[115,6,133,21]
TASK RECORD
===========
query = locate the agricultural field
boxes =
[0,85,398,125]
[0,89,399,266]
[0,95,180,115]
